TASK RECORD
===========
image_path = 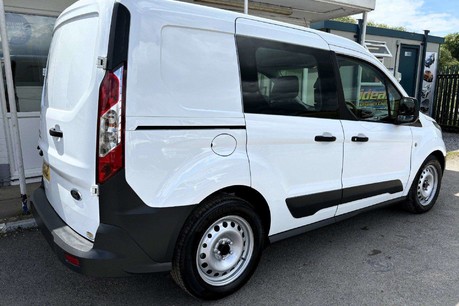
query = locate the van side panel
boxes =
[125,128,250,207]
[122,2,241,118]
[121,2,250,208]
[408,115,446,194]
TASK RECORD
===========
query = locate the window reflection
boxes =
[237,36,339,119]
[1,13,56,112]
[337,56,401,122]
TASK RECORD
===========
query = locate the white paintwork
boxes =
[1,0,376,182]
[407,114,446,189]
[122,0,241,119]
[336,120,412,215]
[236,18,329,50]
[41,0,445,244]
[244,114,344,235]
[211,134,237,157]
[39,0,114,240]
[125,129,250,207]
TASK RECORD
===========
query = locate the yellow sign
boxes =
[359,87,387,109]
[42,162,50,181]
[360,89,387,101]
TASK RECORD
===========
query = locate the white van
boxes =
[32,0,446,299]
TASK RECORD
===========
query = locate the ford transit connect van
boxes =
[32,0,446,299]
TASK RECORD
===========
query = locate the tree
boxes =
[443,33,459,61]
[439,44,459,72]
[332,17,407,31]
[367,21,407,32]
[332,16,357,24]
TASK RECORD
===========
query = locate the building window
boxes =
[1,13,56,112]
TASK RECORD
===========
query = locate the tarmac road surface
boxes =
[1,155,459,305]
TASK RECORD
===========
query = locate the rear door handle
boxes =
[49,128,63,138]
[315,135,336,142]
[351,135,369,142]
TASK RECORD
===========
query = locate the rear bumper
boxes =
[31,185,171,277]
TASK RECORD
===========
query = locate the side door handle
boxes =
[351,135,369,142]
[49,128,63,138]
[315,135,337,142]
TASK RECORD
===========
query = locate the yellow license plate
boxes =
[42,162,50,181]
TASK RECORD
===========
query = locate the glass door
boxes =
[1,13,56,181]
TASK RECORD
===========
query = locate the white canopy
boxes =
[5,0,375,25]
[184,0,375,26]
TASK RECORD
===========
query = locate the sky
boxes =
[354,0,459,37]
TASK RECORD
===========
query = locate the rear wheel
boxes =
[172,195,265,300]
[404,155,442,213]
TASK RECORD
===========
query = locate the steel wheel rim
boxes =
[196,215,254,286]
[417,164,438,206]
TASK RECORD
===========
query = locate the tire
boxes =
[403,155,442,213]
[171,195,265,300]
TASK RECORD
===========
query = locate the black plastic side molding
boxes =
[286,180,403,218]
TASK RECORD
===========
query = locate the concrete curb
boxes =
[0,218,37,233]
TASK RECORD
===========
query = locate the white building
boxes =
[0,0,375,185]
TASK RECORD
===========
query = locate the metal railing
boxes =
[433,68,459,132]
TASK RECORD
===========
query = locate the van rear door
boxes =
[38,0,114,241]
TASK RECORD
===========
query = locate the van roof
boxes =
[61,0,369,56]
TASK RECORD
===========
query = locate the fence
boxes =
[433,68,459,132]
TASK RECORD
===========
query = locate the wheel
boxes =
[171,195,265,300]
[404,155,442,213]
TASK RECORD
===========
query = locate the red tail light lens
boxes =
[97,65,125,184]
[64,253,80,267]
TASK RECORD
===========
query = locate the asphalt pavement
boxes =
[1,154,459,305]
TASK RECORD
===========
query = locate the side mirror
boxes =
[396,97,419,124]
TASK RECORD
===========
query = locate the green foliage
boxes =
[444,33,459,61]
[440,33,459,73]
[332,16,357,24]
[439,45,459,72]
[367,21,407,32]
[331,17,407,32]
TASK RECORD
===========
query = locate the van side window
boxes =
[237,36,339,119]
[337,56,401,122]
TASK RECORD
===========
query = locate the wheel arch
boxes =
[431,150,445,172]
[407,148,446,195]
[203,185,272,239]
[403,150,444,213]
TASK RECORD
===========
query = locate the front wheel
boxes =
[171,195,265,300]
[404,155,443,213]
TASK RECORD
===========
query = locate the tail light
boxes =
[97,65,126,184]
